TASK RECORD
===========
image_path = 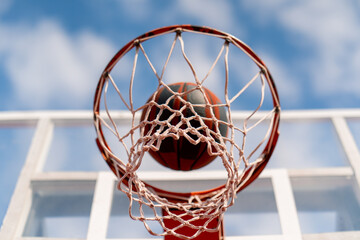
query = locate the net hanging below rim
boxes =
[93,25,280,239]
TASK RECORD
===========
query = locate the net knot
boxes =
[133,39,140,46]
[126,163,134,173]
[200,136,207,142]
[189,128,197,135]
[175,27,183,35]
[169,126,177,133]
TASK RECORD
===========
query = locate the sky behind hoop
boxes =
[0,0,359,110]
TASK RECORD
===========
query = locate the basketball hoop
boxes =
[93,25,280,239]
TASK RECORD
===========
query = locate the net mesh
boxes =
[94,26,280,239]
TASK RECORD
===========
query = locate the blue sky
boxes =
[0,0,360,111]
[1,0,360,236]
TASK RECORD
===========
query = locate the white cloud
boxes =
[0,20,115,109]
[242,0,360,100]
[260,53,301,105]
[176,0,237,32]
[117,0,152,21]
[279,1,360,95]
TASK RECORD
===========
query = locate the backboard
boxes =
[1,109,360,240]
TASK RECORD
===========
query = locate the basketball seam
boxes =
[190,88,215,170]
[176,83,185,170]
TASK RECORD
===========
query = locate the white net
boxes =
[94,26,280,239]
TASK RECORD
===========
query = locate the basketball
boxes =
[140,82,228,171]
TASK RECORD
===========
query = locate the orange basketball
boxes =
[140,82,228,171]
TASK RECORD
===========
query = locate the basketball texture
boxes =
[140,82,228,171]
